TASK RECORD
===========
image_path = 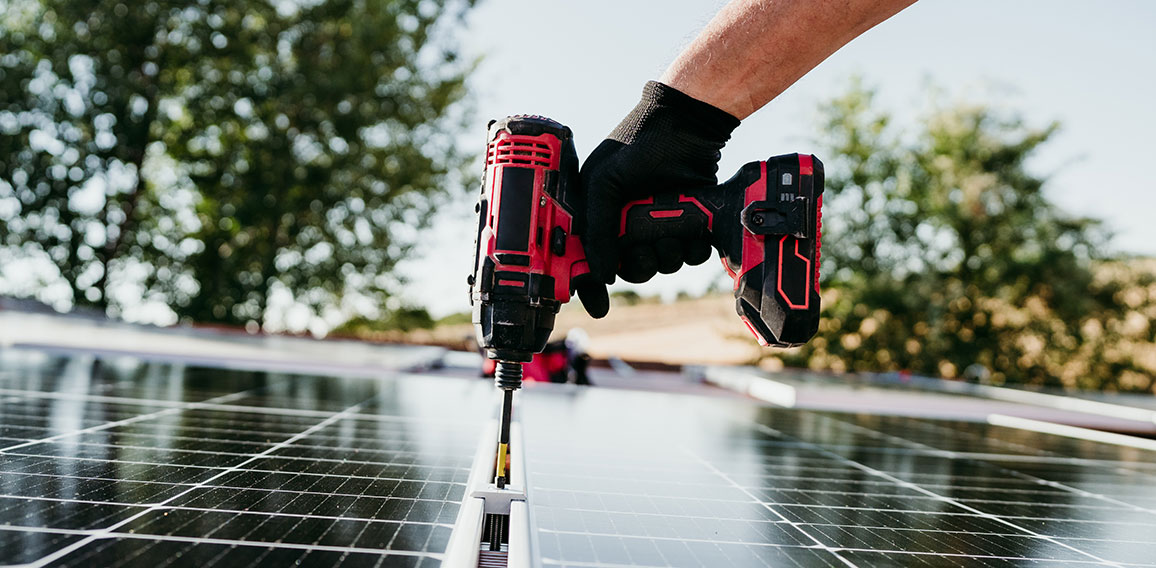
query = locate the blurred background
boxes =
[1,0,1154,393]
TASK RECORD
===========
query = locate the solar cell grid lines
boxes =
[521,387,1156,567]
[4,348,1156,567]
[0,350,492,567]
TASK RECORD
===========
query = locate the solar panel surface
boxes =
[0,350,491,567]
[4,349,1156,567]
[520,385,1156,567]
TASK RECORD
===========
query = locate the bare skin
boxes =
[661,0,918,119]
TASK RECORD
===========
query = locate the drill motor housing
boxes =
[470,116,589,363]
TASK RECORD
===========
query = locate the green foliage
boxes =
[610,289,643,306]
[435,310,471,326]
[0,0,474,328]
[333,305,434,334]
[780,82,1156,392]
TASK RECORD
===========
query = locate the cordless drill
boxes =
[469,115,823,488]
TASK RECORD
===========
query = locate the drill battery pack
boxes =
[619,155,825,347]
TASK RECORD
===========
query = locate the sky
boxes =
[404,0,1156,318]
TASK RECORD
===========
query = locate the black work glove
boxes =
[581,81,740,285]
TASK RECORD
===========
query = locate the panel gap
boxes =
[478,512,509,567]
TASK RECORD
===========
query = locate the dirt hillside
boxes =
[419,295,769,366]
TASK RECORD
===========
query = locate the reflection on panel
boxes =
[0,350,490,566]
[522,385,1156,567]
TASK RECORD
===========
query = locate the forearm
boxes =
[661,0,916,119]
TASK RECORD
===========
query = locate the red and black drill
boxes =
[469,115,823,488]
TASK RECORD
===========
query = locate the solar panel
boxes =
[4,348,1156,567]
[519,385,1156,567]
[0,350,492,567]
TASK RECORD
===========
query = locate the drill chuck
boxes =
[493,360,523,391]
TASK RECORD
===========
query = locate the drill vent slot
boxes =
[487,139,553,167]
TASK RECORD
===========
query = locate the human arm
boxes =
[661,0,917,120]
[580,0,917,293]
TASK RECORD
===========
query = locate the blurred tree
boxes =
[332,305,435,335]
[780,82,1156,392]
[0,0,474,328]
[1,0,164,309]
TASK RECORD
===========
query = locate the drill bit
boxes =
[494,361,522,488]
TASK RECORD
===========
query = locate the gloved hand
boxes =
[581,81,740,287]
[572,274,609,319]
